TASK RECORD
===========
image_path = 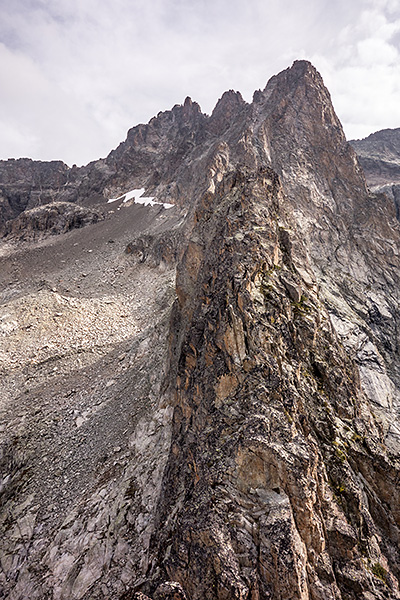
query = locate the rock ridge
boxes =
[0,60,400,600]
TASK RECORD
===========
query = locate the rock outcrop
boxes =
[0,158,72,225]
[1,201,105,241]
[0,60,399,600]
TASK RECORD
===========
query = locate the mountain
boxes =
[350,128,400,220]
[1,60,400,600]
[350,128,400,187]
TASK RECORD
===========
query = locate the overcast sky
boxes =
[0,0,399,166]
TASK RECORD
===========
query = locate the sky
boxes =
[0,0,399,166]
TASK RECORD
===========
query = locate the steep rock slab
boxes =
[145,166,399,600]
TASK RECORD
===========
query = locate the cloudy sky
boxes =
[0,0,399,166]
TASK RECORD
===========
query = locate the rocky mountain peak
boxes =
[265,58,320,88]
[260,59,345,142]
[117,97,204,154]
[248,60,367,225]
[257,59,343,140]
[172,96,203,122]
[208,89,247,134]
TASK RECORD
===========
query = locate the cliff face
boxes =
[1,61,400,600]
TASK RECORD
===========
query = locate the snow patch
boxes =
[107,188,174,209]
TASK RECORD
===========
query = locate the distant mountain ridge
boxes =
[350,128,400,219]
[350,127,400,184]
[0,92,247,227]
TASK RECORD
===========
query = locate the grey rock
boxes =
[0,60,400,600]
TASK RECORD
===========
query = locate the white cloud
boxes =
[357,37,398,64]
[0,41,117,164]
[309,1,400,139]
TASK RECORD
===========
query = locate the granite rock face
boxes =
[0,61,399,600]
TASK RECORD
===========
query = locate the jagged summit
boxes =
[208,89,247,134]
[1,59,361,227]
[0,60,345,225]
[1,61,400,600]
[265,58,320,85]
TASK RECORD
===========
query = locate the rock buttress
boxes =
[144,166,400,600]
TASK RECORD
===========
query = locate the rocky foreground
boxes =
[0,61,399,600]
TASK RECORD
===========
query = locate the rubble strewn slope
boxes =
[0,61,399,600]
